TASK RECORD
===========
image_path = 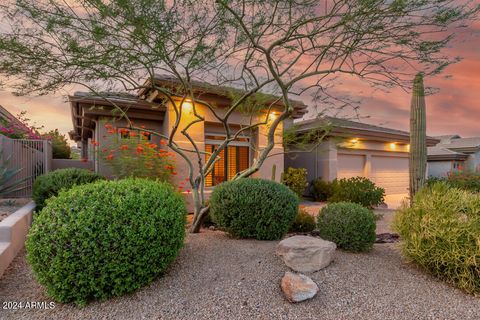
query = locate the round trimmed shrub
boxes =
[289,207,316,233]
[309,178,333,202]
[328,177,385,208]
[281,167,308,197]
[317,202,376,252]
[33,168,104,210]
[210,178,299,240]
[394,182,480,294]
[26,179,186,305]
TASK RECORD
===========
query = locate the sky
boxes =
[0,19,479,143]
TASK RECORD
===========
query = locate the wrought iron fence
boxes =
[0,135,52,198]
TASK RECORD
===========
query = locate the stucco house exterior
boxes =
[427,135,480,177]
[284,117,439,205]
[68,75,307,209]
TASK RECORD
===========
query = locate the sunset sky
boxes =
[0,21,478,143]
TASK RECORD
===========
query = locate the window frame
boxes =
[205,133,251,187]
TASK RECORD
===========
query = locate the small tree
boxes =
[43,129,71,159]
[0,0,477,232]
[409,73,427,201]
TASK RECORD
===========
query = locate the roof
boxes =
[427,146,469,161]
[68,92,166,142]
[292,116,440,146]
[140,74,308,119]
[0,105,30,132]
[438,137,480,151]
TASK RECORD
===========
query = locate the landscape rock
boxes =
[276,235,336,273]
[281,272,319,303]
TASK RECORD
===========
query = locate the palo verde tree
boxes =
[0,0,478,232]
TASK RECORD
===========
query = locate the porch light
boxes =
[181,99,193,113]
[268,112,277,122]
[390,142,396,149]
[350,138,359,144]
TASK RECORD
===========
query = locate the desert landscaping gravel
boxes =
[1,228,479,320]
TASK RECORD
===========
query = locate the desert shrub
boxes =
[317,202,376,252]
[100,123,176,181]
[32,168,104,211]
[210,178,299,240]
[328,177,385,208]
[26,179,186,305]
[394,183,480,294]
[281,167,308,197]
[446,171,480,193]
[289,207,316,233]
[425,176,447,187]
[309,178,333,201]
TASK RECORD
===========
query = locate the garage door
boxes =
[337,154,365,179]
[370,156,409,195]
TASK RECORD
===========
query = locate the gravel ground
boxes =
[1,229,479,320]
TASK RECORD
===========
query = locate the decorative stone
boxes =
[276,235,336,273]
[281,272,318,303]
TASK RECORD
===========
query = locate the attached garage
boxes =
[337,154,365,179]
[370,156,409,195]
[284,116,440,203]
[337,152,409,196]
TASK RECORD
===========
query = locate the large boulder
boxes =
[281,272,318,303]
[276,235,336,273]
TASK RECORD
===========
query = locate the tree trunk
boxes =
[189,186,208,233]
[409,73,427,203]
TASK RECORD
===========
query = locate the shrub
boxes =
[100,123,176,181]
[309,178,333,201]
[446,171,480,193]
[26,179,186,305]
[32,168,104,211]
[317,202,376,252]
[210,178,299,240]
[289,207,316,233]
[394,183,480,294]
[328,177,385,208]
[281,167,308,197]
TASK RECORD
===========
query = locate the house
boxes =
[427,135,480,177]
[68,75,307,209]
[284,117,439,206]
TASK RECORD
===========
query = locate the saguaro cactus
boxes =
[409,73,427,202]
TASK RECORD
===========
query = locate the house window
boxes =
[119,129,152,141]
[204,135,250,187]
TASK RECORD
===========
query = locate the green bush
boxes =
[281,167,308,197]
[317,202,376,252]
[32,168,104,211]
[394,183,480,294]
[309,178,333,201]
[289,207,316,233]
[329,177,385,208]
[210,178,299,240]
[26,179,186,305]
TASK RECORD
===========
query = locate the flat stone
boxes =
[276,235,336,273]
[281,272,318,303]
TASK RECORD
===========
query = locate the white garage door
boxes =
[338,154,365,179]
[371,156,409,195]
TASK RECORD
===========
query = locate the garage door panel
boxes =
[371,156,409,195]
[338,154,365,179]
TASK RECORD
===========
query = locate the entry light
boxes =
[390,142,396,149]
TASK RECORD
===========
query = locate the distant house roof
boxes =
[291,116,440,146]
[427,146,469,161]
[427,134,480,161]
[0,105,30,133]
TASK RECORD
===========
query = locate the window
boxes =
[205,137,250,187]
[119,128,152,141]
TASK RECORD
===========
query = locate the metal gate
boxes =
[0,136,52,198]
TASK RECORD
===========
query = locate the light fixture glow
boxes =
[350,138,359,144]
[390,142,396,149]
[181,101,193,113]
[268,112,277,121]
